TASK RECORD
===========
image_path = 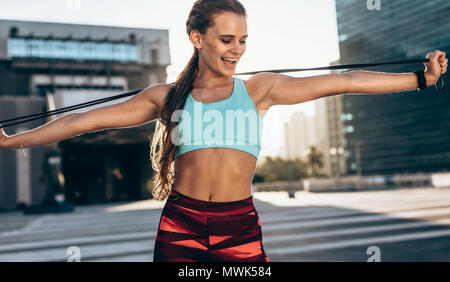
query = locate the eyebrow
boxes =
[219,34,248,38]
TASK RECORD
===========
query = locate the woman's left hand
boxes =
[424,49,447,86]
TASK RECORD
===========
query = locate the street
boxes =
[1,187,450,262]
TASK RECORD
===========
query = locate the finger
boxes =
[432,50,446,61]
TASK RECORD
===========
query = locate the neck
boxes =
[194,61,233,88]
[193,74,233,88]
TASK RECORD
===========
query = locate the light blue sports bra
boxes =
[173,77,263,160]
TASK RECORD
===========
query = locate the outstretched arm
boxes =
[0,83,171,149]
[255,50,447,107]
[345,50,446,94]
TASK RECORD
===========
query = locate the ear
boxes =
[189,30,203,49]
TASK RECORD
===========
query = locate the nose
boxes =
[231,40,244,55]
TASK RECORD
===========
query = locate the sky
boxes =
[0,0,340,156]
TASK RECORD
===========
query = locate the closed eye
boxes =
[221,40,246,44]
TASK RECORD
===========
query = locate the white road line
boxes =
[268,229,450,255]
[263,218,450,244]
[0,218,157,238]
[0,231,156,253]
[0,240,154,262]
[262,207,450,232]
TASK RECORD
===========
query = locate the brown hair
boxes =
[150,0,247,200]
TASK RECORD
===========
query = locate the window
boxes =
[7,38,138,62]
[343,125,354,133]
[339,34,349,42]
[344,150,351,158]
[341,113,353,121]
[151,49,159,64]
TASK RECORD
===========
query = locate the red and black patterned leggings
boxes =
[153,188,269,262]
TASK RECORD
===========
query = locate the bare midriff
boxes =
[173,148,257,202]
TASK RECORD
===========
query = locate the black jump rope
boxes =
[0,58,445,129]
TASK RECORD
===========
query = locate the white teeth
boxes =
[222,57,237,62]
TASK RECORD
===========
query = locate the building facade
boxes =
[0,19,170,209]
[332,0,450,176]
[284,112,317,160]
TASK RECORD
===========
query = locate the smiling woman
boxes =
[151,0,251,201]
[149,0,270,263]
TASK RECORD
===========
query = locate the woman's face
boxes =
[192,11,248,77]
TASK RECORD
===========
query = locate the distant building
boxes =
[0,19,170,209]
[283,112,317,160]
[315,60,347,177]
[332,0,450,175]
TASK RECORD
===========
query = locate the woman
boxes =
[0,0,447,262]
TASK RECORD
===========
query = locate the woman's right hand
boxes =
[0,125,8,148]
[0,83,168,150]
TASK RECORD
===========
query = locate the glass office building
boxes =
[334,0,450,175]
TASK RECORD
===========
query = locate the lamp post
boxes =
[355,140,363,177]
[284,122,295,198]
[355,140,363,190]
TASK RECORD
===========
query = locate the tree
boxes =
[255,156,308,182]
[307,146,324,177]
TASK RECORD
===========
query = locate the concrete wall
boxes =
[0,95,47,209]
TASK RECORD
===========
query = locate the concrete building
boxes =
[0,19,170,209]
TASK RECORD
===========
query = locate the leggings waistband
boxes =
[167,188,255,217]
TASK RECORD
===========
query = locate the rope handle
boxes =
[0,58,445,129]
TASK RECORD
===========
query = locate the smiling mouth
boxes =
[221,57,237,67]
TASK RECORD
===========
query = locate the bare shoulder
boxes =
[141,83,173,112]
[243,72,279,111]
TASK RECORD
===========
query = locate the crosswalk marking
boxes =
[0,231,156,253]
[268,229,450,256]
[262,207,450,232]
[263,218,450,244]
